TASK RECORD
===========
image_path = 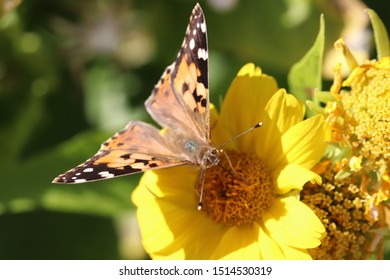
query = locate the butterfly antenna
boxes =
[217,122,263,150]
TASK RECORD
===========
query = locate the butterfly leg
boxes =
[194,167,206,210]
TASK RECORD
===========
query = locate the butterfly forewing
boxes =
[145,64,198,137]
[171,4,210,141]
[146,4,209,142]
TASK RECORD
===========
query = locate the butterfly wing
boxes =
[53,4,210,184]
[145,4,210,141]
[53,121,191,183]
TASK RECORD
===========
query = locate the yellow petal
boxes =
[237,63,263,76]
[280,246,312,260]
[263,89,305,136]
[272,114,326,169]
[150,205,226,259]
[262,197,325,249]
[255,89,305,165]
[139,167,198,201]
[210,103,218,128]
[210,223,260,259]
[258,220,312,260]
[213,63,278,149]
[133,169,227,259]
[273,163,322,194]
[132,184,179,255]
[257,223,285,259]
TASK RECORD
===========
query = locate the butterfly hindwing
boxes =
[53,121,190,183]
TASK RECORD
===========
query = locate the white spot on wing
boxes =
[99,171,115,178]
[197,48,208,60]
[75,179,87,183]
[193,29,196,35]
[200,21,206,33]
[83,168,93,173]
[189,38,195,50]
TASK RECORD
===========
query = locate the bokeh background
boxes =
[0,0,389,259]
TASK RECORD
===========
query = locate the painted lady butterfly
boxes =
[53,4,261,208]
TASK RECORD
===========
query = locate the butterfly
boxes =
[53,4,261,208]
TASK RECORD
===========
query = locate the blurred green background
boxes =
[0,0,388,259]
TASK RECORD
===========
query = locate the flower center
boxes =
[198,149,275,226]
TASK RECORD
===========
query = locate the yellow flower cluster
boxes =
[301,161,376,259]
[305,34,390,258]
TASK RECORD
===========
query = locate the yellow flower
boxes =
[305,22,390,258]
[132,63,326,259]
[324,40,390,215]
[301,162,376,259]
[335,56,390,169]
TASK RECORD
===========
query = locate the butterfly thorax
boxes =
[183,139,219,168]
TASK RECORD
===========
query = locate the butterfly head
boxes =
[201,147,220,168]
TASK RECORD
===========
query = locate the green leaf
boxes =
[0,130,138,217]
[0,94,44,168]
[306,100,324,115]
[288,15,325,105]
[367,9,390,59]
[0,211,121,259]
[314,90,336,103]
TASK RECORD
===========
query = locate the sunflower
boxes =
[132,63,326,259]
